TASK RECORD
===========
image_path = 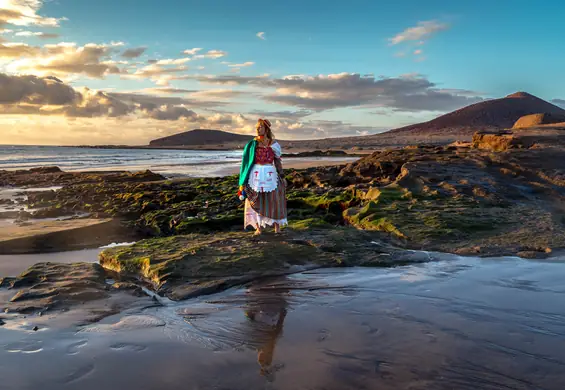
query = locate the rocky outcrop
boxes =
[99,229,435,300]
[471,130,533,151]
[513,113,565,129]
[0,167,165,187]
[1,262,110,314]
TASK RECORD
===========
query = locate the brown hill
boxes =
[381,92,565,137]
[512,113,565,129]
[149,129,253,147]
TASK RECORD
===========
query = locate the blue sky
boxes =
[1,0,564,145]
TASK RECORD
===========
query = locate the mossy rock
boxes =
[99,228,429,300]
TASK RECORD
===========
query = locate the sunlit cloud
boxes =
[388,20,449,45]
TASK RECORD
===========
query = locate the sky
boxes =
[1,0,565,145]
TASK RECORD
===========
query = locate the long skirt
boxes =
[244,175,287,229]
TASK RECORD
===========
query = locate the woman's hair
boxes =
[257,118,274,141]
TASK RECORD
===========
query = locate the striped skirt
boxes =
[244,175,288,229]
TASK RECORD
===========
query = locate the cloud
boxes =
[256,32,266,40]
[141,87,197,95]
[142,105,198,121]
[108,91,228,109]
[188,73,271,86]
[155,57,190,65]
[188,89,247,99]
[389,20,449,45]
[0,72,227,121]
[188,72,484,112]
[121,47,147,58]
[194,49,227,59]
[0,72,78,104]
[227,61,254,67]
[0,73,393,144]
[183,47,202,56]
[0,72,134,117]
[551,98,565,108]
[0,1,65,28]
[248,109,313,120]
[122,63,189,85]
[0,42,40,58]
[14,31,59,39]
[414,49,423,55]
[6,42,125,79]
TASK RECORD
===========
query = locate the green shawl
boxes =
[238,139,257,188]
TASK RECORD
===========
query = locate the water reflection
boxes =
[243,281,289,380]
[5,257,565,389]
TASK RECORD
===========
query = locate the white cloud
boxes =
[414,49,423,55]
[122,63,189,85]
[194,49,227,59]
[0,0,66,28]
[14,30,58,38]
[256,32,266,40]
[389,20,449,45]
[155,57,190,65]
[227,61,254,67]
[183,47,202,56]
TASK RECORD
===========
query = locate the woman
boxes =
[238,118,287,235]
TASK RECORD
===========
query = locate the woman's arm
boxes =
[271,142,284,176]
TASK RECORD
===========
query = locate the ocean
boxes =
[0,145,244,178]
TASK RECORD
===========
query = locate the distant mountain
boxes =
[381,92,565,137]
[149,129,253,147]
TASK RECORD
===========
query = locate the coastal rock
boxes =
[2,262,110,314]
[471,130,535,151]
[0,167,165,188]
[99,228,427,300]
[6,139,565,259]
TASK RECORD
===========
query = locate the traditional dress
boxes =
[238,138,288,230]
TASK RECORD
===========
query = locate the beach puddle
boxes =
[2,255,565,389]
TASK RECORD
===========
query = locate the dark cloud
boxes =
[248,109,313,120]
[0,73,206,120]
[143,105,198,121]
[551,98,565,109]
[108,92,225,109]
[188,73,484,113]
[121,47,147,59]
[0,72,79,104]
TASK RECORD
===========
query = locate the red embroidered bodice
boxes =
[254,146,275,165]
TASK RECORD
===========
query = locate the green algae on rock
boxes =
[99,228,434,300]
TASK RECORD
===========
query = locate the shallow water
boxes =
[2,255,565,389]
[0,248,101,277]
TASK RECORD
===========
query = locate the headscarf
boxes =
[258,118,271,129]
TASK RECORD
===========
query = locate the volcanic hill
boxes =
[382,92,565,137]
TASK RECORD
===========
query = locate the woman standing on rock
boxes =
[238,118,287,235]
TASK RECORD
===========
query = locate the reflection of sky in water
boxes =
[3,253,565,389]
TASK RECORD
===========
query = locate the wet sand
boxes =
[2,254,565,389]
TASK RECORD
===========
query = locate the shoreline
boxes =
[2,130,565,332]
